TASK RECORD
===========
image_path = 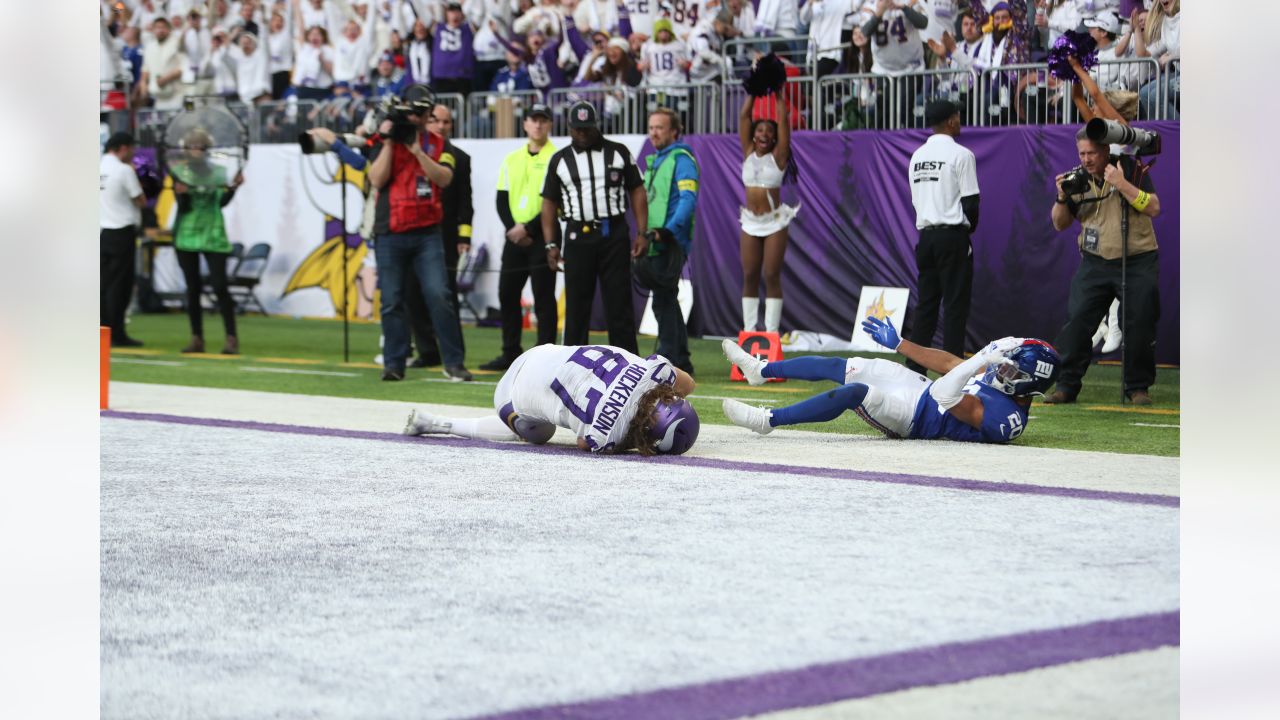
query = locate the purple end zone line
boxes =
[470,611,1180,720]
[101,410,1179,508]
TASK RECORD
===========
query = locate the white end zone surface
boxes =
[108,382,1180,498]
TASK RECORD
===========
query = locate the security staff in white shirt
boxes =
[906,100,980,373]
[100,132,148,348]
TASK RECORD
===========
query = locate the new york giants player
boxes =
[721,316,1060,443]
[405,344,701,455]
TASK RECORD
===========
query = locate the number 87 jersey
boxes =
[501,344,679,452]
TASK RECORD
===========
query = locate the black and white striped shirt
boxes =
[541,139,642,222]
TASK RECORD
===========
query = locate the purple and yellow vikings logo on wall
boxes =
[282,162,379,320]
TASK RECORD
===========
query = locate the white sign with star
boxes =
[850,286,911,352]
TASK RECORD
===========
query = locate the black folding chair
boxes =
[227,242,271,314]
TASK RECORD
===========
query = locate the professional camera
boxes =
[1060,166,1092,196]
[1085,118,1162,157]
[385,83,437,144]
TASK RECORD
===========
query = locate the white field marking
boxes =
[241,366,360,378]
[690,394,780,405]
[418,378,501,386]
[1132,422,1180,428]
[112,358,187,367]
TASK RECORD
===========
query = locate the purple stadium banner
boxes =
[665,123,1180,364]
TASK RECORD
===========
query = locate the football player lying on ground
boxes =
[721,316,1060,443]
[404,344,701,455]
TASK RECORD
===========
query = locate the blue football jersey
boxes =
[908,379,1029,443]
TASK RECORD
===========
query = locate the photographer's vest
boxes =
[388,132,447,233]
[644,147,698,240]
[1069,181,1158,261]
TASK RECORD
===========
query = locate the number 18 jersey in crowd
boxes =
[495,345,678,452]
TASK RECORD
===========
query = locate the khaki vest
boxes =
[1069,181,1158,260]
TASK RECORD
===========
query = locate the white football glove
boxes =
[980,336,1024,363]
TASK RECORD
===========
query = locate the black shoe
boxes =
[112,336,144,348]
[1127,389,1153,406]
[479,354,517,371]
[409,354,441,369]
[382,368,405,381]
[1042,390,1077,404]
[443,364,473,382]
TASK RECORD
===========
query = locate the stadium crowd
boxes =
[101,0,1179,129]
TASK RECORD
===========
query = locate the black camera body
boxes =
[1060,166,1092,196]
[384,83,437,145]
[385,103,419,144]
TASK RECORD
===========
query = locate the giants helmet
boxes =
[649,399,700,455]
[985,339,1061,397]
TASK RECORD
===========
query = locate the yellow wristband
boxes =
[1130,191,1150,212]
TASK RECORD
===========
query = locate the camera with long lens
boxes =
[1060,166,1092,196]
[1085,118,1162,157]
[297,129,364,154]
[386,83,437,144]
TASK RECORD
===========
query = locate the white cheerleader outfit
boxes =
[740,151,799,237]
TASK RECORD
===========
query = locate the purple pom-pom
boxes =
[1047,30,1099,81]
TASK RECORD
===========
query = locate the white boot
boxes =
[1090,320,1106,349]
[722,338,767,386]
[722,399,774,435]
[1102,299,1123,353]
[742,296,760,332]
[764,298,784,335]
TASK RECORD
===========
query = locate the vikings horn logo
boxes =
[282,156,377,319]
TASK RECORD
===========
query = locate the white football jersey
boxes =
[869,8,926,75]
[657,0,711,41]
[508,345,678,452]
[642,38,691,86]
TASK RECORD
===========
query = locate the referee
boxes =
[541,101,648,354]
[906,99,980,372]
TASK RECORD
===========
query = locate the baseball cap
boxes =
[567,101,598,129]
[1084,10,1121,35]
[924,99,960,127]
[527,103,552,120]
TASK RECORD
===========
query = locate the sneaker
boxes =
[443,364,473,382]
[403,409,451,435]
[479,354,517,372]
[721,338,767,386]
[1042,390,1076,404]
[111,336,144,348]
[722,398,774,435]
[382,368,405,381]
[1101,326,1123,354]
[1127,389,1152,406]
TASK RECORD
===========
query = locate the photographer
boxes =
[366,95,473,382]
[1045,129,1161,406]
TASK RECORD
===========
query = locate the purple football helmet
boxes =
[649,398,700,455]
[984,339,1061,397]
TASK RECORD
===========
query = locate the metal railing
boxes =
[639,82,722,136]
[465,90,544,139]
[548,85,641,135]
[722,36,811,73]
[722,76,815,134]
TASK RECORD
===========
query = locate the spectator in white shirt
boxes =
[225,31,274,103]
[136,17,189,109]
[800,0,854,79]
[1133,0,1177,119]
[638,18,691,88]
[182,7,215,96]
[332,5,378,94]
[267,5,296,98]
[755,0,799,41]
[687,8,736,83]
[293,6,338,99]
[1083,10,1128,90]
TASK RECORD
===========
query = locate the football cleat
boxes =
[722,338,767,386]
[722,399,774,435]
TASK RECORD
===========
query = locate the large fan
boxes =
[160,97,249,188]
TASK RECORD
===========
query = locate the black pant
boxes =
[908,226,973,373]
[176,249,237,339]
[635,243,691,371]
[432,78,471,98]
[1053,251,1160,396]
[563,220,637,354]
[497,236,558,359]
[101,226,138,340]
[271,71,291,100]
[406,235,463,361]
[474,60,506,94]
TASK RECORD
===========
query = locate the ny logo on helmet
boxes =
[1034,360,1054,378]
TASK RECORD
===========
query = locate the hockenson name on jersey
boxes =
[592,362,650,435]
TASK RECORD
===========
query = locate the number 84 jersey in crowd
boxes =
[502,345,678,452]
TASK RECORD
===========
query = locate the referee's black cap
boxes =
[924,100,960,127]
[567,101,599,129]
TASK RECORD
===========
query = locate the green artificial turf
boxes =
[109,312,1180,457]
